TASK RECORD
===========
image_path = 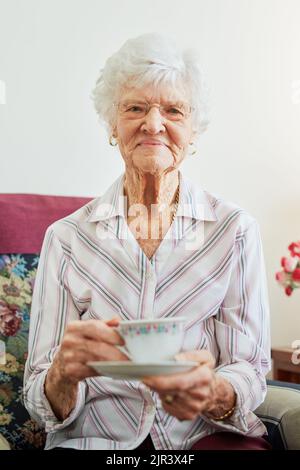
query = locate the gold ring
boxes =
[163,394,174,404]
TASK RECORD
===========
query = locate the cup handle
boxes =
[113,326,133,361]
[117,345,133,361]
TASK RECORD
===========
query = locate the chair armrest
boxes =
[0,434,10,450]
[255,381,300,449]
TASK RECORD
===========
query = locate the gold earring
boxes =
[109,135,118,146]
[189,142,197,155]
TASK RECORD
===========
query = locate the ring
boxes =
[163,394,174,404]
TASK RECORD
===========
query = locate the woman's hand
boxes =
[51,317,129,385]
[142,350,236,421]
[44,317,129,421]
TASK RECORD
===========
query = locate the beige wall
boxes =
[1,0,300,347]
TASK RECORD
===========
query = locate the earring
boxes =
[109,135,118,146]
[189,142,197,155]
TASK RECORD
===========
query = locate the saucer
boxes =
[87,360,198,380]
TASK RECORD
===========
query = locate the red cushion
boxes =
[0,193,92,254]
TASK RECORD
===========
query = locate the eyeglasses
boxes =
[114,100,194,122]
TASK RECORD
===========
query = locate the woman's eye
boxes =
[128,106,143,113]
[167,107,183,115]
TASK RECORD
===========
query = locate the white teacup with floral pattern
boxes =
[117,317,186,363]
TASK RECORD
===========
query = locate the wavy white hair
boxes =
[91,33,209,138]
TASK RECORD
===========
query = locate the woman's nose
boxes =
[141,107,165,134]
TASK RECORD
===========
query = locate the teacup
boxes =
[117,317,186,363]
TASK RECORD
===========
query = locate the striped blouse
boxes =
[23,171,271,450]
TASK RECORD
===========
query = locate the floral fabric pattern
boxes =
[0,254,46,449]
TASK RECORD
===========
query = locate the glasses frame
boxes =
[113,100,195,121]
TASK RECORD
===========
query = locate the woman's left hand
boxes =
[142,350,223,421]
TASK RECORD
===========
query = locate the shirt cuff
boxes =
[25,368,87,433]
[201,365,268,436]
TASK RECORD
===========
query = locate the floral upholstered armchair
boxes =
[0,193,91,449]
[0,193,300,450]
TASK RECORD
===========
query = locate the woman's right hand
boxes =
[44,317,128,421]
[49,317,129,385]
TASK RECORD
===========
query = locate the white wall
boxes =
[0,0,300,348]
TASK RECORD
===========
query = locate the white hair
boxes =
[91,33,209,138]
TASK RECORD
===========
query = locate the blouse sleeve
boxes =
[203,218,271,435]
[23,226,87,433]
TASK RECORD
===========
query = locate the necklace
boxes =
[171,183,180,225]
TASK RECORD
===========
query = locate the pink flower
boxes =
[275,270,290,286]
[285,286,293,296]
[0,300,22,337]
[288,241,300,258]
[281,256,299,273]
[292,268,300,282]
[276,240,300,297]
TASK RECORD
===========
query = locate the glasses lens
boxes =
[119,102,147,118]
[161,103,190,120]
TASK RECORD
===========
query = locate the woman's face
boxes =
[113,82,196,175]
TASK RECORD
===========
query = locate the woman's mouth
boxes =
[139,141,165,147]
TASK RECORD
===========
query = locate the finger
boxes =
[161,398,204,421]
[175,350,215,369]
[66,320,125,346]
[79,339,130,362]
[162,403,192,421]
[62,335,130,362]
[157,386,212,418]
[143,365,213,392]
[105,317,121,327]
[62,348,105,365]
[175,387,212,410]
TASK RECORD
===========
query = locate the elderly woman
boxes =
[24,33,271,450]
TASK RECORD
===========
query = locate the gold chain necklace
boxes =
[171,184,180,225]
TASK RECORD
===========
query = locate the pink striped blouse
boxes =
[23,171,271,450]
